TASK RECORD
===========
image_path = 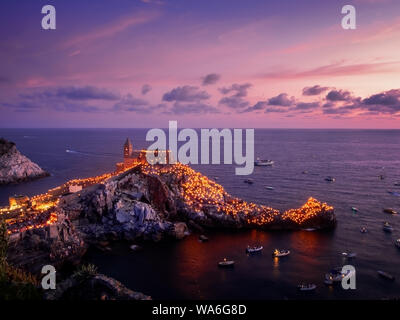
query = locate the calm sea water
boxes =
[1,129,400,299]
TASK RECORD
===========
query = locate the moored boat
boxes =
[325,267,352,284]
[265,186,275,190]
[272,249,290,257]
[254,158,274,166]
[199,235,209,242]
[297,283,317,292]
[303,228,316,232]
[383,208,398,215]
[383,222,394,233]
[351,207,359,213]
[360,227,368,233]
[218,258,235,268]
[246,245,263,254]
[342,252,357,258]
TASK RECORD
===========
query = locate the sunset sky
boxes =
[1,0,400,128]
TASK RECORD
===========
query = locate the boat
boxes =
[342,252,357,258]
[351,207,359,213]
[272,249,290,257]
[246,245,263,254]
[244,179,254,185]
[303,228,317,232]
[377,270,395,281]
[383,222,394,233]
[218,258,235,268]
[383,208,398,215]
[199,235,209,242]
[360,227,368,234]
[325,176,336,182]
[395,239,400,249]
[297,283,317,292]
[254,158,274,166]
[265,186,275,190]
[394,182,400,186]
[325,267,351,283]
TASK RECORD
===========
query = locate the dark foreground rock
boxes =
[44,273,151,300]
[0,138,49,184]
[7,212,86,274]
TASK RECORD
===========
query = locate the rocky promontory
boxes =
[58,163,336,244]
[0,138,49,184]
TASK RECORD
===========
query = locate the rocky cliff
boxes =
[0,138,49,184]
[58,163,336,244]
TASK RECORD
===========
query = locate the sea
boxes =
[0,128,400,300]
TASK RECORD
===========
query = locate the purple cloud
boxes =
[141,84,152,95]
[202,73,221,86]
[163,86,210,102]
[303,85,330,96]
[326,90,352,102]
[268,93,295,106]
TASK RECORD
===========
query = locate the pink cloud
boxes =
[62,11,160,49]
[259,61,400,80]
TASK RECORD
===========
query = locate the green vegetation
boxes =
[0,221,41,300]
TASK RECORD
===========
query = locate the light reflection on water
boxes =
[1,129,400,299]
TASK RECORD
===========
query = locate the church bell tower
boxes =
[124,138,133,158]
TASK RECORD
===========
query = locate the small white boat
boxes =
[218,258,235,268]
[325,176,336,182]
[351,207,359,213]
[255,158,274,166]
[360,227,368,234]
[199,235,209,242]
[377,270,395,281]
[342,252,357,258]
[246,245,263,254]
[265,186,275,190]
[383,208,398,215]
[383,222,394,233]
[130,244,142,251]
[303,228,316,232]
[297,283,317,291]
[272,249,290,257]
[395,239,400,249]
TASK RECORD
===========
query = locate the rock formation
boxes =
[44,273,151,300]
[0,138,49,184]
[58,163,336,245]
